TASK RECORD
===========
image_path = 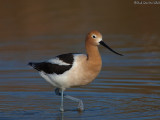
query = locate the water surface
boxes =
[0,1,160,120]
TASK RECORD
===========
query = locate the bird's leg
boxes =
[55,88,64,112]
[55,88,61,96]
[55,88,84,111]
[64,95,84,111]
[60,89,64,112]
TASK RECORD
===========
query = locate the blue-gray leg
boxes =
[65,95,84,111]
[55,88,84,111]
[60,89,64,112]
[55,88,64,112]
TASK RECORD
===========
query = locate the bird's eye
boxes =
[92,35,96,38]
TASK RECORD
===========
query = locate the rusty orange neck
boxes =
[85,40,102,65]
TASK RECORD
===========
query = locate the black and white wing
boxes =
[28,53,74,74]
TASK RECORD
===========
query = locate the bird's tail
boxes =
[28,62,43,71]
[28,62,37,70]
[28,62,33,66]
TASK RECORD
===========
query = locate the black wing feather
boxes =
[57,53,74,64]
[28,62,72,74]
[28,53,76,74]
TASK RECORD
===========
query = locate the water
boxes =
[0,1,160,120]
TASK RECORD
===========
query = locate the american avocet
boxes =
[28,30,123,112]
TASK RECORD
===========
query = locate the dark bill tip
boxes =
[99,41,123,56]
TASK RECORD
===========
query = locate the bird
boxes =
[28,30,123,112]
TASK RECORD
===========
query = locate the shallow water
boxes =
[0,1,160,120]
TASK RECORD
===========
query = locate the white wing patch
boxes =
[48,57,71,65]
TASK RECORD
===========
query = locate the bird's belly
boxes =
[39,65,100,89]
[40,71,71,89]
